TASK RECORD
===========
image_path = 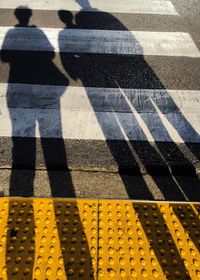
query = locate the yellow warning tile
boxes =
[0,198,200,279]
[0,198,97,280]
[97,201,200,279]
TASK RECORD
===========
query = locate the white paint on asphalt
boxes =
[1,27,199,57]
[0,0,178,15]
[0,83,199,142]
[1,83,200,113]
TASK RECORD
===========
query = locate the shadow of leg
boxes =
[9,137,36,197]
[39,114,95,278]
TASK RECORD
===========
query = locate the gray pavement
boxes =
[1,169,200,201]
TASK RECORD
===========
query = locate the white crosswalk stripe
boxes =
[1,27,199,57]
[0,83,200,142]
[0,0,199,146]
[0,0,178,15]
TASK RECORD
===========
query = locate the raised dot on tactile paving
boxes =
[71,237,77,244]
[152,269,159,278]
[23,268,30,275]
[57,268,63,276]
[21,236,27,242]
[131,269,137,278]
[91,237,96,244]
[0,209,6,216]
[15,257,22,263]
[28,210,33,215]
[66,203,71,208]
[45,267,52,276]
[12,201,18,207]
[8,246,14,252]
[190,248,196,256]
[193,259,199,267]
[11,236,16,242]
[51,236,57,243]
[12,268,19,275]
[35,267,41,276]
[7,218,13,224]
[1,267,7,275]
[151,258,157,266]
[18,246,25,253]
[47,256,53,264]
[120,269,126,277]
[161,259,167,266]
[80,258,86,265]
[172,260,178,266]
[129,247,135,255]
[21,202,27,207]
[91,247,96,254]
[28,246,34,253]
[1,235,6,243]
[9,209,15,215]
[109,257,114,265]
[70,247,76,253]
[68,257,75,265]
[67,269,74,276]
[63,218,69,225]
[72,228,78,234]
[79,269,85,276]
[174,271,181,278]
[23,227,29,233]
[61,247,66,253]
[26,257,32,264]
[160,249,166,256]
[16,218,21,224]
[145,221,151,226]
[50,246,55,253]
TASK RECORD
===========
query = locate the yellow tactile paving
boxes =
[0,198,199,279]
[0,198,97,280]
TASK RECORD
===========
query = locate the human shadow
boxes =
[1,6,94,279]
[58,5,200,201]
[1,6,71,197]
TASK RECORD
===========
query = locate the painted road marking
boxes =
[0,84,199,142]
[1,27,199,57]
[1,83,200,113]
[0,0,178,15]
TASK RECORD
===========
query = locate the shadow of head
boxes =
[58,10,74,28]
[14,6,32,26]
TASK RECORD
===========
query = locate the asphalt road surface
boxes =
[0,0,200,201]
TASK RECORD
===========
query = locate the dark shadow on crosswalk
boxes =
[0,3,200,279]
[1,6,94,279]
[58,6,200,201]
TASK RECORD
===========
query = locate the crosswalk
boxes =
[0,0,200,178]
[1,27,199,56]
[0,1,200,279]
[0,0,178,14]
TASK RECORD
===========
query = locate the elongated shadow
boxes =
[1,6,94,279]
[58,8,200,201]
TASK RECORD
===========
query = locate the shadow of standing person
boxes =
[58,5,199,277]
[58,4,200,201]
[1,6,72,197]
[1,6,95,279]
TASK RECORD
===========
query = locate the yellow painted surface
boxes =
[0,198,199,279]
